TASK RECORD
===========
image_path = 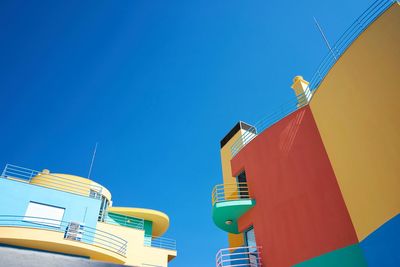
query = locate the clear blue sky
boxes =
[0,0,373,266]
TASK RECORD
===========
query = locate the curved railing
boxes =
[230,0,397,157]
[144,235,177,251]
[307,0,396,92]
[0,215,127,256]
[212,183,251,205]
[0,164,103,199]
[216,246,262,267]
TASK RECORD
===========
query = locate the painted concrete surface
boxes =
[360,214,400,267]
[0,178,101,230]
[310,3,400,241]
[231,106,358,267]
[293,244,367,267]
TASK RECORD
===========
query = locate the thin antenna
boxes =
[313,17,337,60]
[88,142,98,179]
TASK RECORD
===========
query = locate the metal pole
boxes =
[313,17,337,60]
[88,142,98,179]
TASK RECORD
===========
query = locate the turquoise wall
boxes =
[144,220,153,245]
[0,178,101,230]
[105,212,144,230]
[292,244,367,267]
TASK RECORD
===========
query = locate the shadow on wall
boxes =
[279,107,306,158]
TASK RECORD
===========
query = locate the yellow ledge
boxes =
[0,227,126,264]
[108,207,169,237]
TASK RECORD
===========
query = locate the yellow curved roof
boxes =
[108,207,169,237]
[30,171,112,201]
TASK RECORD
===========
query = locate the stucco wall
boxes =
[231,106,358,267]
[0,178,101,230]
[310,3,400,241]
[97,222,174,267]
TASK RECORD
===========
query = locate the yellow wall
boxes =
[220,130,249,248]
[31,173,112,201]
[0,224,176,266]
[0,226,125,263]
[220,131,244,185]
[310,3,400,241]
[97,222,176,267]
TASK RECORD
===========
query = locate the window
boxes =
[245,227,256,247]
[237,171,249,199]
[24,202,65,227]
[89,189,101,199]
[245,227,260,266]
[98,196,109,222]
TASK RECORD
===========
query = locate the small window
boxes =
[237,171,249,199]
[89,189,101,199]
[245,227,256,247]
[245,227,260,266]
[24,202,65,227]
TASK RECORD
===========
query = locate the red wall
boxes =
[231,106,358,267]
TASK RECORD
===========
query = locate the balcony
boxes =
[103,211,145,230]
[0,164,105,199]
[102,209,177,260]
[0,215,128,263]
[216,246,262,267]
[212,183,255,233]
[144,235,177,251]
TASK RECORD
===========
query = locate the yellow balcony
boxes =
[0,215,127,264]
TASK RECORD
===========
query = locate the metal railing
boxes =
[229,0,397,157]
[0,164,103,199]
[230,94,307,157]
[144,235,177,251]
[103,212,145,230]
[216,246,262,267]
[212,182,251,205]
[308,0,396,93]
[0,215,127,256]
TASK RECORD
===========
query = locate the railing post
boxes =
[29,170,34,183]
[1,164,7,177]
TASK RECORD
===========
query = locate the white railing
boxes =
[212,182,251,205]
[144,235,176,251]
[308,0,396,92]
[0,215,127,256]
[0,164,103,199]
[230,0,397,157]
[216,246,262,267]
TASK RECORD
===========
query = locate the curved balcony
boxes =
[103,211,145,230]
[212,183,255,233]
[216,246,262,267]
[1,164,110,200]
[144,235,177,251]
[108,206,170,237]
[0,215,128,264]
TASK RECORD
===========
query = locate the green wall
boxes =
[293,244,367,267]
